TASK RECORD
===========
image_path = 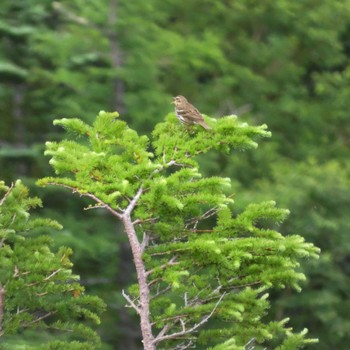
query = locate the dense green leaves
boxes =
[1,0,350,348]
[0,180,105,349]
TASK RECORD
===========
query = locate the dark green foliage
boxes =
[233,160,350,349]
[0,180,105,349]
[1,0,349,347]
[39,112,319,349]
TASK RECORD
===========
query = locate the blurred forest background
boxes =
[1,1,350,349]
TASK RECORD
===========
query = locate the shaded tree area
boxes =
[1,0,350,348]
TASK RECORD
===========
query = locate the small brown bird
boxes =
[171,95,211,130]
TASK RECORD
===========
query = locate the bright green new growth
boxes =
[38,111,319,349]
[0,180,105,349]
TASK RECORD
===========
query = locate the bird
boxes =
[171,95,211,130]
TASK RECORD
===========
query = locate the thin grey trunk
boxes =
[122,213,155,350]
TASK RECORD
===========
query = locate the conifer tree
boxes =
[38,111,320,349]
[0,180,105,349]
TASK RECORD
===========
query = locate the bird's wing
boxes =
[188,104,205,121]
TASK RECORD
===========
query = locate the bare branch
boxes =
[124,187,143,216]
[44,182,123,219]
[83,203,104,210]
[122,290,140,314]
[146,256,178,277]
[141,231,150,252]
[245,337,256,350]
[133,217,158,225]
[13,265,19,278]
[150,285,172,299]
[0,182,14,207]
[150,158,190,181]
[155,323,170,340]
[52,2,90,25]
[177,340,194,350]
[185,206,220,230]
[153,292,226,345]
[180,318,186,332]
[22,311,56,327]
[44,269,62,281]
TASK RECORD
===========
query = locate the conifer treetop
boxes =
[38,111,319,349]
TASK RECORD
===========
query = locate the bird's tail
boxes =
[198,120,211,130]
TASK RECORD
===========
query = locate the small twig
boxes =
[153,292,226,344]
[122,194,132,204]
[122,290,140,314]
[162,149,166,165]
[141,231,150,252]
[152,312,191,326]
[22,311,56,327]
[124,186,143,216]
[150,285,172,299]
[44,182,123,219]
[52,2,90,25]
[148,278,162,288]
[133,217,158,225]
[185,206,220,230]
[245,337,256,350]
[146,256,178,277]
[149,247,190,257]
[44,269,62,281]
[13,265,19,278]
[177,340,194,350]
[83,203,104,210]
[180,318,186,332]
[155,323,170,340]
[0,182,14,207]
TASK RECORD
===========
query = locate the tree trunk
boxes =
[122,214,155,350]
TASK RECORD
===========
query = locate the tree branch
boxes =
[44,269,62,281]
[122,290,140,314]
[146,256,178,277]
[124,186,143,216]
[185,206,220,230]
[22,311,56,327]
[153,292,226,345]
[44,182,123,219]
[0,183,14,207]
[141,231,150,252]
